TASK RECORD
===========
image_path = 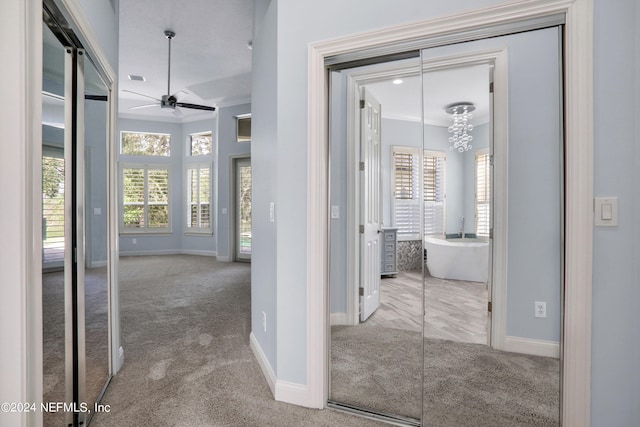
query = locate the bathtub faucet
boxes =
[460,216,465,239]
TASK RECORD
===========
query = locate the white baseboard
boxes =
[249,332,276,396]
[249,332,317,408]
[180,249,217,257]
[216,255,232,262]
[119,249,216,257]
[88,260,108,268]
[505,336,560,358]
[275,380,312,408]
[330,312,349,326]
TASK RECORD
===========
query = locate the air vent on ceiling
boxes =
[128,75,145,82]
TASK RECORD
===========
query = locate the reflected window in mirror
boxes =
[475,149,490,237]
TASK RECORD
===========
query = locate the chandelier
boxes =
[445,102,475,152]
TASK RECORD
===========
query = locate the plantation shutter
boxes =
[393,149,421,239]
[187,165,212,230]
[122,165,170,231]
[476,150,490,237]
[424,151,445,237]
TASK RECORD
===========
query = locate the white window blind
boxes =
[476,150,491,237]
[121,165,170,232]
[392,147,445,240]
[424,151,446,238]
[186,164,212,233]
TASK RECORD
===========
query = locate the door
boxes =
[235,158,252,261]
[359,88,382,322]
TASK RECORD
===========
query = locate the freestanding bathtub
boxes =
[424,237,489,282]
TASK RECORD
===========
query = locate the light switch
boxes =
[93,208,101,215]
[331,205,340,219]
[269,202,275,223]
[221,208,228,215]
[594,197,618,226]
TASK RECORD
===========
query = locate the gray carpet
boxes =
[42,268,110,427]
[91,255,558,427]
[91,255,384,427]
[332,324,560,426]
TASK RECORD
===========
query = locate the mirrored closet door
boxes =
[42,1,113,425]
[327,24,564,427]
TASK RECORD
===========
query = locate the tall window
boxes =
[186,164,212,233]
[120,165,170,232]
[120,131,172,233]
[476,149,491,237]
[392,147,445,240]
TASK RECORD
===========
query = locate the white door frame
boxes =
[307,1,593,425]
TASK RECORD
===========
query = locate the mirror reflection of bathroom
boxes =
[328,57,424,424]
[422,64,492,346]
[421,27,562,426]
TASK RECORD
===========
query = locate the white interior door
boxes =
[360,88,382,322]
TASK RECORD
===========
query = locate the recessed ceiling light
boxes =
[128,75,145,82]
[393,79,403,85]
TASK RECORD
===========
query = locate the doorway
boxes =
[234,157,252,261]
[327,24,564,426]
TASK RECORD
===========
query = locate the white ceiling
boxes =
[366,64,490,127]
[118,0,254,122]
[118,2,487,126]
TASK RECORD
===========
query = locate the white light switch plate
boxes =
[269,202,275,223]
[594,197,618,226]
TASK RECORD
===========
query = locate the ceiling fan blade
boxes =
[129,103,159,110]
[175,102,216,111]
[122,89,161,101]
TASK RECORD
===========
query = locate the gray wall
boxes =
[216,103,251,261]
[591,1,640,424]
[250,0,279,374]
[85,99,109,267]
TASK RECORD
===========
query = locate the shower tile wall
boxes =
[397,240,422,271]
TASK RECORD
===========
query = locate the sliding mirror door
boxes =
[421,27,563,426]
[83,55,112,424]
[42,2,114,424]
[42,20,69,427]
[328,57,424,425]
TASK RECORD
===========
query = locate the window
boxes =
[186,164,212,233]
[392,147,445,240]
[120,131,170,156]
[236,114,251,142]
[476,149,491,237]
[120,165,170,233]
[189,132,212,156]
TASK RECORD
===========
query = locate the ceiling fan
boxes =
[124,30,216,114]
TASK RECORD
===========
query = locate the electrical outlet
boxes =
[262,311,267,332]
[535,301,547,318]
[132,238,137,245]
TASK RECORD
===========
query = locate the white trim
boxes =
[275,381,312,408]
[249,332,276,395]
[330,312,349,326]
[308,1,593,424]
[119,249,217,257]
[88,260,109,269]
[505,336,560,358]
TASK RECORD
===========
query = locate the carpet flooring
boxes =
[90,255,558,427]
